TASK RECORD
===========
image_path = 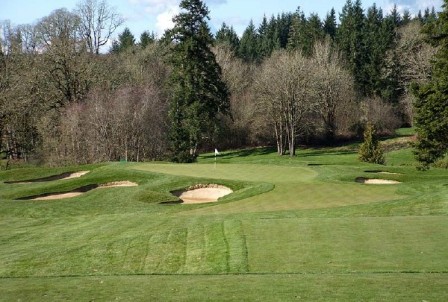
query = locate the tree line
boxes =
[0,0,445,167]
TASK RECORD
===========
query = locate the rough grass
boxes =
[0,130,447,301]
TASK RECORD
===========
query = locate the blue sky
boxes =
[0,0,443,41]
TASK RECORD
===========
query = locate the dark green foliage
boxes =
[215,23,240,53]
[402,10,412,25]
[140,31,155,48]
[287,8,324,56]
[337,0,367,95]
[164,0,230,163]
[238,20,259,62]
[324,8,337,39]
[359,123,385,164]
[111,27,135,53]
[412,3,448,168]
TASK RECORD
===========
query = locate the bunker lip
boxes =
[5,171,90,184]
[355,177,401,185]
[172,184,233,204]
[17,181,138,200]
[364,170,401,175]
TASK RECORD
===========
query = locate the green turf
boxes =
[0,136,447,301]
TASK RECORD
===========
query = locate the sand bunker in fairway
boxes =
[20,181,138,200]
[98,181,138,188]
[6,171,90,184]
[356,177,401,185]
[173,184,233,204]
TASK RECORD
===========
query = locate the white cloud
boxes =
[380,0,443,15]
[127,0,227,36]
[155,4,179,35]
[415,0,443,11]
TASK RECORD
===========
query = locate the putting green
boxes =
[134,163,403,214]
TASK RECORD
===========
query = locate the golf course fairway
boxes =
[0,144,447,301]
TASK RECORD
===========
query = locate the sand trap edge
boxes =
[5,171,90,184]
[18,181,138,201]
[172,184,233,204]
[355,177,401,185]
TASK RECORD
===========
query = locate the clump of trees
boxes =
[412,0,448,169]
[0,0,443,167]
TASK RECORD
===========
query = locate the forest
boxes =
[0,0,443,166]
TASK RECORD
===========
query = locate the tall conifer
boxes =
[412,0,448,168]
[164,0,230,162]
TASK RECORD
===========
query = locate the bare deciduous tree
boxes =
[311,39,357,141]
[76,0,124,54]
[255,50,318,156]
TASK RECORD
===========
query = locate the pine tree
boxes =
[337,0,367,95]
[359,123,385,164]
[287,8,306,51]
[164,0,230,162]
[258,15,272,58]
[402,10,412,25]
[323,8,337,40]
[140,31,155,48]
[111,27,135,53]
[412,0,448,168]
[239,20,259,62]
[215,22,240,52]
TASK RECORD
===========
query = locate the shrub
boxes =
[359,123,385,164]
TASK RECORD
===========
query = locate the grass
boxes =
[0,130,447,301]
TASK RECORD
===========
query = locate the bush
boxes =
[359,123,385,164]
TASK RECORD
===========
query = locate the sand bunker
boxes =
[33,192,84,200]
[61,171,90,180]
[98,181,138,188]
[21,181,138,201]
[6,171,90,184]
[356,177,401,185]
[174,184,233,204]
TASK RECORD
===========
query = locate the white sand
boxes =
[31,181,138,200]
[62,171,90,180]
[98,181,138,188]
[33,192,84,200]
[378,172,401,175]
[178,185,233,204]
[362,179,401,185]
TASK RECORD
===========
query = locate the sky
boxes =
[0,0,443,45]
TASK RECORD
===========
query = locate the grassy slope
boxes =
[0,132,447,301]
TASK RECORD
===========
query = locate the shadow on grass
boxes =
[5,171,86,184]
[16,184,99,200]
[201,147,275,160]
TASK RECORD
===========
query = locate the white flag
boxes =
[215,148,220,156]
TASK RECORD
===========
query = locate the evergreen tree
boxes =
[359,123,385,164]
[417,10,424,23]
[287,8,306,51]
[389,4,401,27]
[337,0,367,95]
[305,13,324,55]
[111,27,135,53]
[140,31,155,48]
[215,22,240,52]
[380,7,403,103]
[323,8,337,40]
[412,0,448,168]
[277,13,293,48]
[258,15,272,58]
[164,0,230,162]
[402,9,412,25]
[239,20,259,62]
